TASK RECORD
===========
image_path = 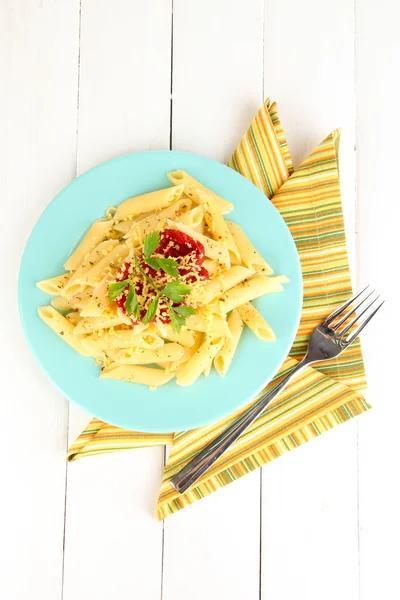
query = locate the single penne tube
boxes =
[177,205,204,229]
[113,219,137,234]
[195,266,254,306]
[114,184,184,220]
[202,258,219,277]
[214,309,244,376]
[109,343,184,365]
[38,306,91,356]
[203,358,213,377]
[167,219,230,269]
[65,311,81,326]
[157,332,203,372]
[167,170,233,214]
[73,313,128,335]
[200,193,241,263]
[194,219,205,234]
[78,302,105,318]
[237,302,276,341]
[227,221,274,274]
[100,364,174,387]
[216,275,286,314]
[221,266,255,291]
[176,335,224,386]
[192,277,224,306]
[80,327,161,354]
[113,212,151,234]
[62,239,119,296]
[155,323,195,347]
[116,307,137,326]
[123,197,192,241]
[185,313,232,338]
[64,217,114,271]
[37,273,71,295]
[78,275,112,318]
[50,295,74,311]
[82,243,130,287]
[67,291,93,310]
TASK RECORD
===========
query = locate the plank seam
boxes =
[61,1,82,597]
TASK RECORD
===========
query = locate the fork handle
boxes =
[171,357,311,494]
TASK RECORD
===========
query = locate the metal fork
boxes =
[171,286,383,494]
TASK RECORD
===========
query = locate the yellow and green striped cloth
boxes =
[68,100,370,520]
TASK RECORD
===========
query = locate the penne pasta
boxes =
[227,221,274,274]
[184,313,232,338]
[214,309,244,376]
[38,306,91,356]
[65,311,82,326]
[64,217,114,271]
[167,170,233,214]
[155,323,195,347]
[114,184,184,220]
[37,170,289,388]
[82,243,130,287]
[202,258,220,277]
[195,265,254,306]
[73,313,128,335]
[157,332,203,373]
[108,343,184,365]
[62,239,119,296]
[37,273,71,295]
[77,275,112,317]
[237,302,276,341]
[80,326,161,354]
[176,335,224,386]
[123,197,192,241]
[113,218,140,234]
[50,295,74,311]
[203,359,213,377]
[177,205,204,229]
[216,274,288,314]
[200,193,240,263]
[167,220,231,269]
[100,364,174,387]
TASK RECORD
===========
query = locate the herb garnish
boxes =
[108,231,195,332]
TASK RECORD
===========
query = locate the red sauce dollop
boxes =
[115,229,208,324]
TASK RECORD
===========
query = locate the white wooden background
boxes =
[1,1,398,599]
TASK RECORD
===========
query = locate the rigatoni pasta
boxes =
[37,171,289,388]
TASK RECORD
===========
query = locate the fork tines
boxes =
[322,285,384,343]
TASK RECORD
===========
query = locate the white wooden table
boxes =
[1,1,399,599]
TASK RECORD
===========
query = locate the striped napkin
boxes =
[67,100,370,520]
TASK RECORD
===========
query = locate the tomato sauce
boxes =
[115,229,209,324]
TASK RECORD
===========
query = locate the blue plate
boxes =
[19,152,302,432]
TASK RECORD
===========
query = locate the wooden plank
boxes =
[262,2,359,599]
[0,1,79,598]
[162,2,264,599]
[62,2,172,599]
[263,0,357,269]
[356,1,400,598]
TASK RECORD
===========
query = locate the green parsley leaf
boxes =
[169,307,186,334]
[108,279,130,302]
[173,305,196,318]
[143,296,159,324]
[124,282,140,319]
[143,231,160,259]
[155,257,180,278]
[144,257,161,272]
[162,281,191,303]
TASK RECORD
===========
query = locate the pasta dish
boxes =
[37,170,288,388]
